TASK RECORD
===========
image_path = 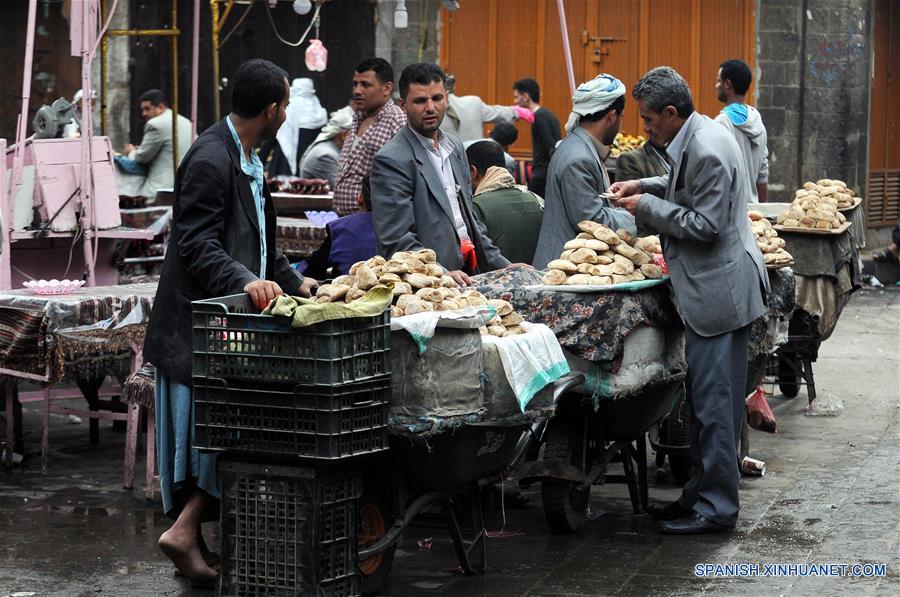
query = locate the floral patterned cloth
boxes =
[472,265,682,363]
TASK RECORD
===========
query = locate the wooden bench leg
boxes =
[4,383,15,466]
[145,412,157,500]
[41,384,51,475]
[123,402,140,489]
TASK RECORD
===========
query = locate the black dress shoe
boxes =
[659,512,734,535]
[647,500,693,521]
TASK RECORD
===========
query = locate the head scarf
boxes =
[311,106,353,146]
[564,73,627,133]
[300,106,355,166]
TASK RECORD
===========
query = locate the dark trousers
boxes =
[677,323,750,526]
[528,173,547,198]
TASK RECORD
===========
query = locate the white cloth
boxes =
[410,128,470,241]
[276,78,328,174]
[390,306,493,352]
[481,322,569,411]
[564,73,627,133]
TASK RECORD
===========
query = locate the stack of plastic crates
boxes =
[190,294,391,596]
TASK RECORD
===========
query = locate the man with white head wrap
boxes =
[532,74,636,268]
[274,78,328,175]
[300,106,354,188]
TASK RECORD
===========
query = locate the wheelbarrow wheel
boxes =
[777,354,800,398]
[541,419,589,533]
[358,501,395,595]
[359,461,395,595]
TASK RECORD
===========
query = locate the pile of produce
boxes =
[748,211,793,268]
[776,179,852,230]
[609,133,646,158]
[313,250,526,337]
[541,222,664,286]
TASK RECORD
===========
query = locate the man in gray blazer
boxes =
[533,74,636,268]
[611,67,768,535]
[119,89,192,199]
[371,63,509,286]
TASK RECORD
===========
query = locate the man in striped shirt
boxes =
[333,58,407,215]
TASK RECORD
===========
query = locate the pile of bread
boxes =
[541,221,664,286]
[748,211,793,268]
[609,133,646,158]
[312,249,527,336]
[776,179,853,230]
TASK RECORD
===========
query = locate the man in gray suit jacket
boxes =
[371,63,509,286]
[533,74,636,268]
[611,67,768,535]
[119,89,192,199]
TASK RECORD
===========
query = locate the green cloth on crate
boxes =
[263,285,393,327]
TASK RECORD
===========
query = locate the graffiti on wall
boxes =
[807,22,866,85]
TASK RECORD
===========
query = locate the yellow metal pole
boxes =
[172,0,179,177]
[211,0,221,122]
[107,29,180,36]
[218,0,235,30]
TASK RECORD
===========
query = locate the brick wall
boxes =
[757,0,873,203]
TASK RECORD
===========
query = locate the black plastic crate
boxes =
[194,376,390,459]
[219,458,361,597]
[192,294,391,386]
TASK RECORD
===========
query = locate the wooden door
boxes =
[440,0,755,155]
[580,0,755,136]
[868,0,900,228]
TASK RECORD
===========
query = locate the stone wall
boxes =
[757,0,873,204]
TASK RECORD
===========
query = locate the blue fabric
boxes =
[328,212,378,275]
[722,103,749,126]
[155,369,219,520]
[225,115,267,279]
[114,155,147,176]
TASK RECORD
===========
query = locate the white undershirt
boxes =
[410,127,470,241]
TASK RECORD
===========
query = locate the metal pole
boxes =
[171,0,179,178]
[11,0,39,199]
[191,0,200,141]
[100,0,108,135]
[556,0,577,96]
[81,1,97,286]
[0,138,10,291]
[210,0,221,122]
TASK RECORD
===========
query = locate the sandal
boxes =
[873,247,898,262]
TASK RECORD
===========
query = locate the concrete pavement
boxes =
[1,289,897,597]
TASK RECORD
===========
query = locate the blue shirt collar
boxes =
[225,115,264,177]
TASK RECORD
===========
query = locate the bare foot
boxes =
[197,532,221,570]
[159,527,217,585]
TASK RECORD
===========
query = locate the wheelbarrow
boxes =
[355,373,585,594]
[518,373,685,533]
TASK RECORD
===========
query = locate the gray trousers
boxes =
[677,323,749,526]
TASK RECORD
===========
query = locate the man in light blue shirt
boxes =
[145,59,316,587]
[225,116,268,278]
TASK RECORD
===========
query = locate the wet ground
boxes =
[1,289,898,597]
